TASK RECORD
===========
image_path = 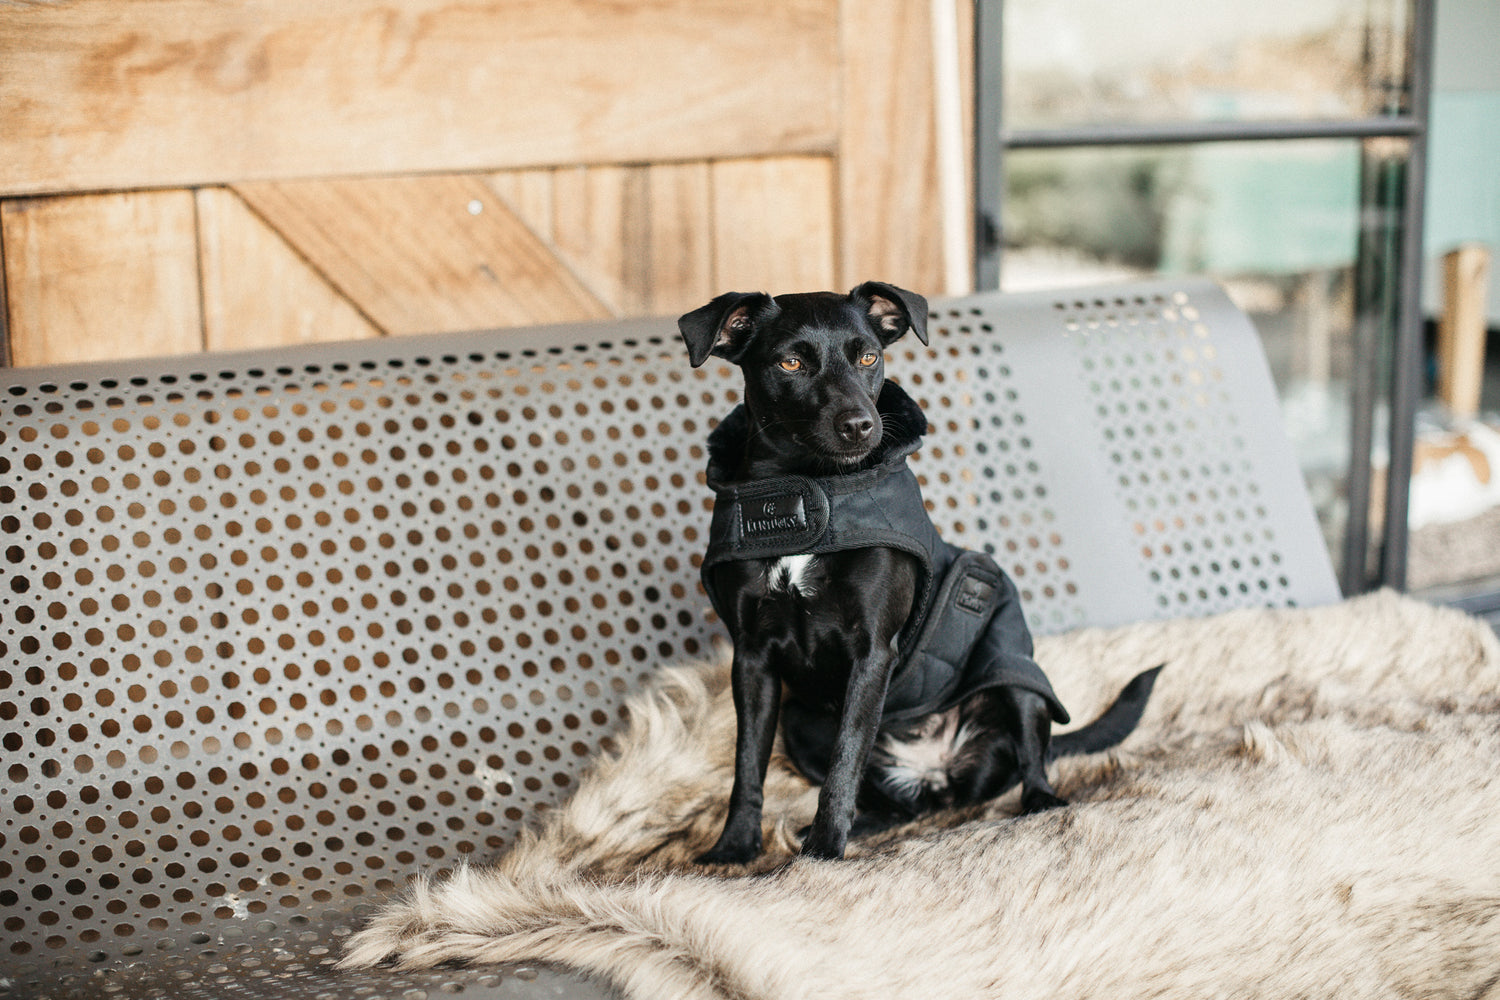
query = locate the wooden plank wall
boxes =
[0,0,969,367]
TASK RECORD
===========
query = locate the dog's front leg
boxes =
[800,640,896,860]
[697,641,782,865]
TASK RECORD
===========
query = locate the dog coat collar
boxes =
[699,382,1069,756]
[701,381,936,614]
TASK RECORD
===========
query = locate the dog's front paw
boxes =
[798,824,848,861]
[695,835,761,866]
[1020,787,1067,814]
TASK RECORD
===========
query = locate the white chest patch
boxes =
[767,553,817,596]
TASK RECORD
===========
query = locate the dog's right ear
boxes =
[678,292,775,368]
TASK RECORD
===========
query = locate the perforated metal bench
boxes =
[0,278,1340,1000]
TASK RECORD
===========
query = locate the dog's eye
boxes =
[857,352,880,367]
[778,358,802,373]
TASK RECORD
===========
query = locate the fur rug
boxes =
[341,592,1500,999]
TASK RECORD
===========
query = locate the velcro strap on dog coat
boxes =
[704,476,832,562]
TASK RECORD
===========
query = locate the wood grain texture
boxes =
[196,187,382,351]
[712,157,836,295]
[549,165,634,315]
[234,174,612,336]
[488,169,557,245]
[1436,243,1492,420]
[638,162,715,315]
[494,162,714,317]
[0,221,10,367]
[837,0,944,293]
[551,162,716,315]
[2,191,202,365]
[0,0,838,197]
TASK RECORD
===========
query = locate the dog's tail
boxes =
[1048,664,1163,760]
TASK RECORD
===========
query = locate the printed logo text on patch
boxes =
[742,494,808,537]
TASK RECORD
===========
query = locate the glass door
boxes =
[975,0,1434,595]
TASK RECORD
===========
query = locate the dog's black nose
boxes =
[837,413,876,444]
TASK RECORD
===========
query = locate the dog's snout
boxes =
[837,412,876,445]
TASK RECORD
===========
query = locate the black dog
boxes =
[680,281,1160,863]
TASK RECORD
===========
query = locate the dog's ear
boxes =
[678,291,776,368]
[851,281,929,347]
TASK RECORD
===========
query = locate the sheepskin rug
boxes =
[341,592,1500,999]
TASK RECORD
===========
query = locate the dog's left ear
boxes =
[678,291,776,368]
[851,281,929,347]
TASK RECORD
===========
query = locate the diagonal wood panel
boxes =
[234,174,612,336]
[2,191,202,365]
[0,0,838,198]
[548,162,716,317]
[197,187,382,351]
[487,169,557,246]
[492,162,714,318]
[530,164,633,316]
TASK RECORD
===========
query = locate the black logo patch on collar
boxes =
[741,493,808,538]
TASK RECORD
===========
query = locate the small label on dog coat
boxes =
[955,573,996,615]
[741,494,808,537]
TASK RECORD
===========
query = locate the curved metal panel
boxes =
[0,280,1337,998]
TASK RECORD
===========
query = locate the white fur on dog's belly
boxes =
[877,707,976,795]
[767,554,817,596]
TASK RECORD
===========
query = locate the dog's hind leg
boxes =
[1008,689,1067,814]
[966,686,1065,815]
